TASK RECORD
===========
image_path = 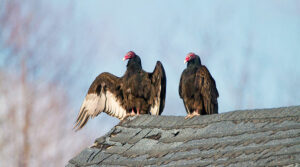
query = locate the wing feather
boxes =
[74,73,127,130]
[149,61,166,115]
[195,66,219,115]
[179,71,191,115]
[179,73,183,98]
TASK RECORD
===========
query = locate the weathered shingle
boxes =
[67,106,300,166]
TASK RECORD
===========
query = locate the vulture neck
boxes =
[126,56,142,72]
[187,56,201,69]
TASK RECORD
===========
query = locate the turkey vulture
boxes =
[179,53,219,119]
[74,51,166,130]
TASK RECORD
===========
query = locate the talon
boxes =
[185,114,192,119]
[188,114,196,119]
[185,110,200,119]
[189,111,200,119]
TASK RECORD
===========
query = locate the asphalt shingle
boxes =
[67,106,300,166]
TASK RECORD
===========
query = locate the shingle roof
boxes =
[67,106,300,167]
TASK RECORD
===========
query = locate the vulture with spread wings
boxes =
[74,51,166,130]
[179,52,219,119]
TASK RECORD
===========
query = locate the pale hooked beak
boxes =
[123,55,131,61]
[184,56,190,64]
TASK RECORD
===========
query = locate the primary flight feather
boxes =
[75,51,166,130]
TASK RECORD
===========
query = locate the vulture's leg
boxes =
[130,108,135,116]
[136,108,140,115]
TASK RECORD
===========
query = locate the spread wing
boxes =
[149,61,166,115]
[195,66,219,115]
[74,72,126,131]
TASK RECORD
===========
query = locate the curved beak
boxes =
[123,55,130,61]
[184,57,189,64]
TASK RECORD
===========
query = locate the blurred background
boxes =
[0,0,299,166]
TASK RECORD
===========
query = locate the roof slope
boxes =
[67,106,300,166]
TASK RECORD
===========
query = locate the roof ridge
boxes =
[67,105,300,167]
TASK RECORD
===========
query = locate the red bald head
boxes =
[123,51,136,61]
[184,52,196,63]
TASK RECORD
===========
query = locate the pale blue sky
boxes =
[56,0,300,137]
[2,0,299,138]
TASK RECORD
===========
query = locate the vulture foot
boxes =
[185,111,200,119]
[185,114,192,119]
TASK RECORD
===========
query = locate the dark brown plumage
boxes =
[179,53,219,119]
[74,51,166,130]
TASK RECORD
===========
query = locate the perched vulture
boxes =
[74,51,166,130]
[179,53,219,119]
